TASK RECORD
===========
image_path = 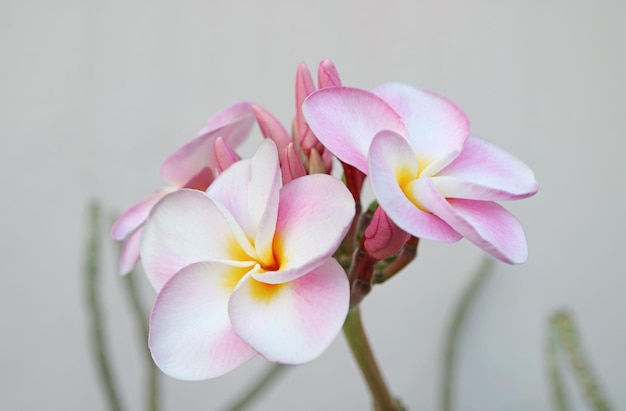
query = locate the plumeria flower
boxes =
[303,83,538,264]
[111,102,256,274]
[140,139,354,379]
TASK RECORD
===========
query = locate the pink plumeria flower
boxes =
[303,83,538,264]
[140,139,354,380]
[111,102,256,274]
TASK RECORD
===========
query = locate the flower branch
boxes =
[106,58,538,410]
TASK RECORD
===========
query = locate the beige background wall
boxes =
[2,0,624,410]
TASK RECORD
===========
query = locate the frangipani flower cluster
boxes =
[112,59,537,381]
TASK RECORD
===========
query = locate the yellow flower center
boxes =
[396,156,433,212]
[249,280,286,303]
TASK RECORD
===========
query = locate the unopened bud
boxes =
[364,207,410,260]
[321,148,333,174]
[252,104,291,155]
[214,137,241,173]
[281,143,307,184]
[317,59,342,88]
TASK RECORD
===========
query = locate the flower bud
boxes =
[252,104,291,156]
[281,143,307,184]
[214,136,241,173]
[317,59,342,88]
[364,207,410,260]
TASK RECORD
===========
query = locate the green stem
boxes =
[343,307,403,411]
[547,315,569,411]
[440,257,493,411]
[85,202,125,411]
[550,311,612,411]
[222,364,287,411]
[347,245,378,308]
[121,272,160,411]
[373,237,419,285]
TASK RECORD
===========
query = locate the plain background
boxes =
[2,1,624,410]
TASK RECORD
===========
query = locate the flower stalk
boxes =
[373,237,419,285]
[85,202,125,411]
[343,307,404,411]
[347,244,378,308]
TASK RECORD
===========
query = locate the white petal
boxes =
[368,131,462,242]
[229,259,349,364]
[149,262,257,380]
[433,135,539,200]
[140,189,252,291]
[257,174,354,284]
[372,83,470,175]
[415,178,529,264]
[207,140,281,266]
[303,87,408,174]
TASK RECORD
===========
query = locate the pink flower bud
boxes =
[317,59,342,88]
[364,207,410,260]
[281,143,307,184]
[322,148,334,174]
[294,63,319,153]
[252,104,291,156]
[214,136,241,173]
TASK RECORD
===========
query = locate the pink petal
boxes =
[295,63,317,151]
[181,167,214,191]
[202,101,254,136]
[302,87,408,174]
[432,135,539,200]
[140,189,251,291]
[371,83,470,175]
[229,259,349,364]
[368,131,462,242]
[317,59,342,88]
[111,188,171,241]
[252,104,291,156]
[214,136,241,173]
[321,148,333,174]
[414,178,528,264]
[149,262,257,380]
[207,140,281,267]
[119,228,142,275]
[281,143,307,185]
[160,102,255,186]
[257,174,354,284]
